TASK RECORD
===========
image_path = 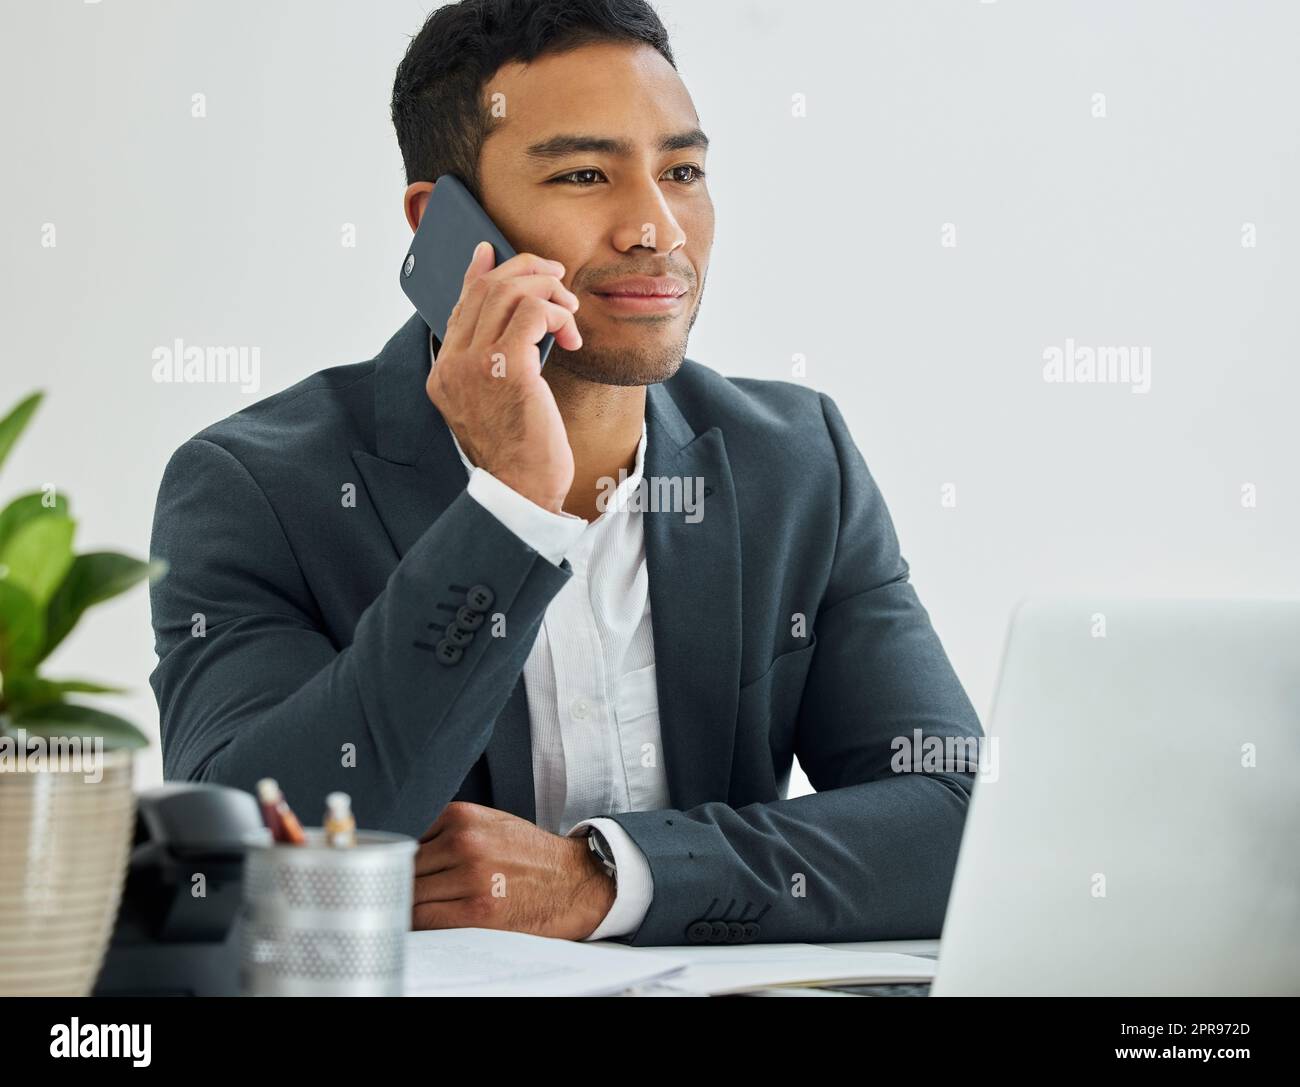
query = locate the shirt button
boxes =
[571,698,590,720]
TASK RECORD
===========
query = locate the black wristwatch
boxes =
[584,826,618,888]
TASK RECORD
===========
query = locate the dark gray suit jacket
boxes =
[149,311,982,946]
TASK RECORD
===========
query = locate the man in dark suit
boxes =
[149,0,982,947]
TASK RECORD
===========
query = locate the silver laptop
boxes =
[932,598,1300,996]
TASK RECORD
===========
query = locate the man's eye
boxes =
[551,168,606,186]
[548,165,707,186]
[667,164,706,184]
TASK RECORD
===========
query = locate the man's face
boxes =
[476,41,713,387]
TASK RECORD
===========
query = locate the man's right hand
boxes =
[425,241,582,515]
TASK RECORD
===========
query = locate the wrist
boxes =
[566,835,617,939]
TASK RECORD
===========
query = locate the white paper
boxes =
[403,928,686,997]
[602,942,938,996]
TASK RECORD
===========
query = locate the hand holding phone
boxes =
[402,174,563,369]
[423,240,583,515]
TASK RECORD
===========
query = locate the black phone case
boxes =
[399,174,556,368]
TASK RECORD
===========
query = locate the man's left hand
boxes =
[411,802,616,940]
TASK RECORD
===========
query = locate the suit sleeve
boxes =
[148,437,570,836]
[603,393,984,946]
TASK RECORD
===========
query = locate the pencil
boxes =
[256,778,307,846]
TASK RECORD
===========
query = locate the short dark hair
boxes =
[391,0,676,199]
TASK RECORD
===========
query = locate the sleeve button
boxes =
[455,605,485,631]
[466,584,495,612]
[686,921,712,944]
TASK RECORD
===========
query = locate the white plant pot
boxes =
[0,743,135,995]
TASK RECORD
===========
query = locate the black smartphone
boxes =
[399,173,555,368]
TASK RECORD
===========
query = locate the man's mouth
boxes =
[591,276,689,314]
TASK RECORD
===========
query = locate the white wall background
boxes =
[1,0,1295,793]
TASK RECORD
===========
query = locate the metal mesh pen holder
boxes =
[240,828,417,996]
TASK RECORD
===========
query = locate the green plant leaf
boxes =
[42,552,166,660]
[0,579,45,673]
[0,513,75,606]
[0,392,152,751]
[9,700,148,750]
[0,491,70,554]
[0,391,43,474]
[2,674,126,712]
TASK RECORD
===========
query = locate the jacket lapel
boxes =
[643,383,743,812]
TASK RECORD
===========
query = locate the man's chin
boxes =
[548,340,687,387]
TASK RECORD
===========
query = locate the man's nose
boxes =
[611,178,687,254]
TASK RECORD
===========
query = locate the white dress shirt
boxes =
[431,334,666,941]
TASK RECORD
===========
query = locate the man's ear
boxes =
[404,181,435,232]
